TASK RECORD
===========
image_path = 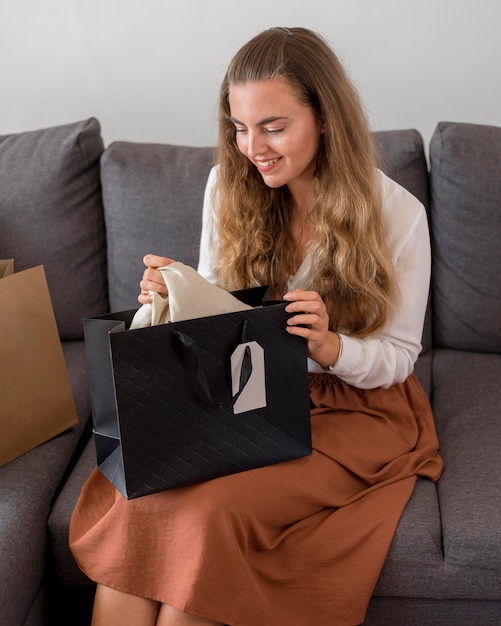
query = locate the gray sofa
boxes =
[0,118,500,626]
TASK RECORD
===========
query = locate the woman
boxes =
[70,27,443,626]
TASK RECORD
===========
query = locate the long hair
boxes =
[215,27,397,337]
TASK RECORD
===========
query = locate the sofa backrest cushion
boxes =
[101,141,215,311]
[0,118,108,339]
[374,129,429,209]
[430,122,501,352]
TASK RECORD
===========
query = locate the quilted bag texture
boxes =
[83,292,311,499]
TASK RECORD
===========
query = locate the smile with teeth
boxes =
[256,157,281,171]
[257,157,280,167]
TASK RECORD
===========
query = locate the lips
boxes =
[256,157,281,171]
[259,158,279,167]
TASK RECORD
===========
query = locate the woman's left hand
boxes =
[283,289,341,369]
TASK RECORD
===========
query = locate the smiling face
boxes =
[228,76,323,201]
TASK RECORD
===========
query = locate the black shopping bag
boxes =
[83,288,311,499]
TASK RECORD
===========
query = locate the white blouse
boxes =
[197,166,431,390]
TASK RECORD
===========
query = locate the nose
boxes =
[245,130,267,159]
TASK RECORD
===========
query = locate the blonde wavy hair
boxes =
[215,27,397,337]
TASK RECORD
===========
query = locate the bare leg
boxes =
[156,603,224,626]
[91,584,161,626]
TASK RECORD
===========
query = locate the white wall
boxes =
[1,0,500,150]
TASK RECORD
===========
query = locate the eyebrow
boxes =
[229,116,288,126]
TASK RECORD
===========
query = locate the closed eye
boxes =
[230,116,288,135]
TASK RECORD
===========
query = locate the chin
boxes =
[260,175,286,189]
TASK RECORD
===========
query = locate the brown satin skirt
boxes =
[69,373,443,626]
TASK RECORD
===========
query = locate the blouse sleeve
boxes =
[197,166,220,284]
[316,171,431,388]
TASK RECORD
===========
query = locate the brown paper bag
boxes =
[0,260,78,466]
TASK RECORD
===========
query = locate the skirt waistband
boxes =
[308,372,341,388]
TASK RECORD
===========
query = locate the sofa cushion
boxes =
[48,437,97,588]
[101,142,215,311]
[431,349,501,597]
[0,119,108,340]
[430,122,501,352]
[373,477,443,598]
[375,348,501,601]
[374,129,429,209]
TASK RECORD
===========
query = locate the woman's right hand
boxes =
[138,254,175,304]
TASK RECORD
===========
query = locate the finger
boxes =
[140,277,168,296]
[138,291,153,305]
[140,267,167,290]
[285,322,321,342]
[142,267,171,293]
[284,299,324,316]
[143,266,164,282]
[283,289,320,302]
[286,312,323,329]
[143,254,175,269]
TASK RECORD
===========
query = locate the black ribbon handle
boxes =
[172,320,253,409]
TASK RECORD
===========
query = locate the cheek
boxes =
[235,134,247,155]
[300,132,321,162]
